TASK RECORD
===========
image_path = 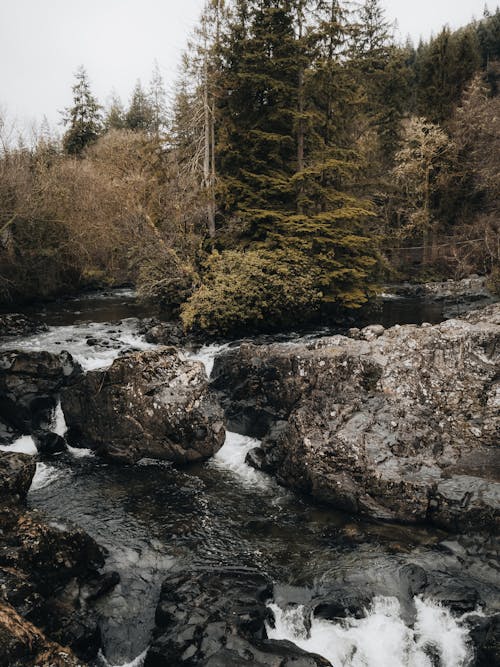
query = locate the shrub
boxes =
[181,249,323,335]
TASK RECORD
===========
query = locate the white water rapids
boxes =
[267,597,474,667]
[0,319,155,371]
[4,300,481,667]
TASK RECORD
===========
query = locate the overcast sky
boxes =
[0,0,495,134]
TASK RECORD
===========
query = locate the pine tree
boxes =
[415,27,481,122]
[125,81,154,132]
[104,93,126,131]
[149,61,168,137]
[62,66,102,156]
[214,0,378,310]
[350,0,411,159]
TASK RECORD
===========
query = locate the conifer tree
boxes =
[104,93,126,131]
[149,61,168,137]
[125,81,154,132]
[62,66,102,156]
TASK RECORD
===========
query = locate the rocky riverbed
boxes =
[0,287,498,666]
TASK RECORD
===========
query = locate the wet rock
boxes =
[0,350,82,433]
[145,568,330,667]
[0,453,36,502]
[62,347,225,464]
[0,419,20,447]
[0,503,109,662]
[33,431,67,455]
[0,313,47,340]
[138,318,188,346]
[214,304,500,529]
[0,449,112,663]
[468,614,500,667]
[0,601,82,667]
[389,276,493,302]
[359,324,385,341]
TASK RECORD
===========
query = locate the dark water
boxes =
[19,289,499,665]
[30,450,499,665]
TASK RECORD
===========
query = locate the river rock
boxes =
[0,601,82,667]
[213,303,500,529]
[62,347,225,464]
[0,449,115,663]
[138,318,188,346]
[0,313,47,340]
[0,350,82,433]
[389,276,493,301]
[145,568,331,667]
[0,453,36,502]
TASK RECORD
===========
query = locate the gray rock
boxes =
[213,304,500,530]
[0,452,35,502]
[62,347,225,464]
[145,568,331,667]
[0,313,47,339]
[0,350,82,433]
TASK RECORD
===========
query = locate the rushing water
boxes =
[1,289,497,666]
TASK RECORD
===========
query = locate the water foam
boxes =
[210,431,269,488]
[266,596,473,667]
[51,401,95,458]
[186,342,230,378]
[0,435,37,455]
[0,319,155,372]
[30,462,65,491]
[97,648,147,667]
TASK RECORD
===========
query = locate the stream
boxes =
[2,289,498,667]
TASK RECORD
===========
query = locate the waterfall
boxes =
[266,596,474,667]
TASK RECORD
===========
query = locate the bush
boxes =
[180,249,323,335]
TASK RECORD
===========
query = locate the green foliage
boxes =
[181,249,323,334]
[125,81,154,132]
[415,26,481,122]
[62,67,102,155]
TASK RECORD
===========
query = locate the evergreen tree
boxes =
[104,93,126,131]
[125,81,154,132]
[415,27,481,122]
[350,0,411,159]
[62,66,102,156]
[149,61,168,137]
[211,0,379,315]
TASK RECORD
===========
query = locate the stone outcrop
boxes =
[145,568,331,667]
[0,350,82,434]
[0,451,117,665]
[0,453,35,502]
[62,347,225,464]
[0,601,82,667]
[212,303,500,530]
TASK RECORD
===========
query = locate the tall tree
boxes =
[125,81,154,132]
[393,117,455,263]
[104,93,126,131]
[62,67,102,156]
[149,61,168,137]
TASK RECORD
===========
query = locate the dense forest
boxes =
[1,0,499,334]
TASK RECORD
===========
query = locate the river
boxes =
[2,289,497,667]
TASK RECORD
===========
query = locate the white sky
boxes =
[0,0,495,134]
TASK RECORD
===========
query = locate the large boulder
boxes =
[0,453,36,503]
[212,304,500,530]
[145,568,331,667]
[0,449,115,664]
[0,601,83,667]
[62,347,225,464]
[0,503,113,663]
[0,350,82,433]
